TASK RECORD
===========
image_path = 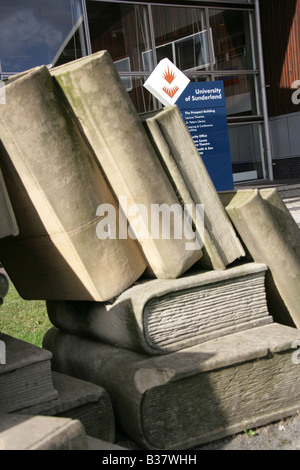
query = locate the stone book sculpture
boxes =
[0,66,146,301]
[220,188,300,329]
[50,51,203,279]
[145,105,245,270]
[18,371,116,443]
[46,262,272,355]
[0,333,58,414]
[43,323,300,450]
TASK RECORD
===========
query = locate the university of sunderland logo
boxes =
[162,66,179,99]
[143,58,190,107]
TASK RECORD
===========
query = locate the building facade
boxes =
[0,0,299,183]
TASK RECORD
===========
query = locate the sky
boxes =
[0,0,83,73]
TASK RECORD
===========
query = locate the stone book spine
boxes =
[0,65,146,301]
[51,51,203,279]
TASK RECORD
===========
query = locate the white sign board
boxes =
[143,58,190,107]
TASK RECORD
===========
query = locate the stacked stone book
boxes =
[144,105,245,270]
[0,332,58,414]
[1,50,300,450]
[0,65,146,301]
[43,322,300,450]
[220,188,300,329]
[46,262,272,355]
[0,332,116,445]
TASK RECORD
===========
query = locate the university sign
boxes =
[144,60,234,191]
[176,81,234,191]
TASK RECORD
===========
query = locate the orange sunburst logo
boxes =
[162,85,179,99]
[162,66,176,84]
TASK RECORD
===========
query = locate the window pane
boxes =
[0,0,87,74]
[229,123,266,181]
[151,6,209,72]
[209,9,256,71]
[216,74,261,117]
[119,75,157,115]
[86,1,153,72]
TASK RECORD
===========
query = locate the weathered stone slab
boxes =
[0,165,18,239]
[43,323,300,450]
[0,66,146,300]
[260,187,300,258]
[220,189,300,329]
[145,106,245,270]
[0,414,88,450]
[51,51,203,279]
[18,371,116,442]
[0,333,58,413]
[87,436,127,450]
[46,262,272,355]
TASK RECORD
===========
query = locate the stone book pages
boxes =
[0,333,58,413]
[0,65,146,301]
[43,323,300,450]
[46,262,272,355]
[220,189,300,329]
[145,105,245,270]
[50,51,203,279]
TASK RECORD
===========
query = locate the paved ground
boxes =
[195,413,300,450]
[116,412,300,451]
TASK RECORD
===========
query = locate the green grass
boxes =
[0,282,52,347]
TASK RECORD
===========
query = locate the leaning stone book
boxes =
[43,323,300,450]
[18,371,116,443]
[220,188,300,329]
[50,51,203,279]
[0,66,146,301]
[0,333,58,414]
[46,262,272,355]
[145,105,245,270]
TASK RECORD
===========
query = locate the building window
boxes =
[0,0,88,76]
[0,0,266,181]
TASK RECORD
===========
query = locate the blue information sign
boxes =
[176,81,234,191]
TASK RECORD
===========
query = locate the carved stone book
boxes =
[47,262,272,355]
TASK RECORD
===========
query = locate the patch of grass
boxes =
[243,429,256,437]
[0,282,52,347]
